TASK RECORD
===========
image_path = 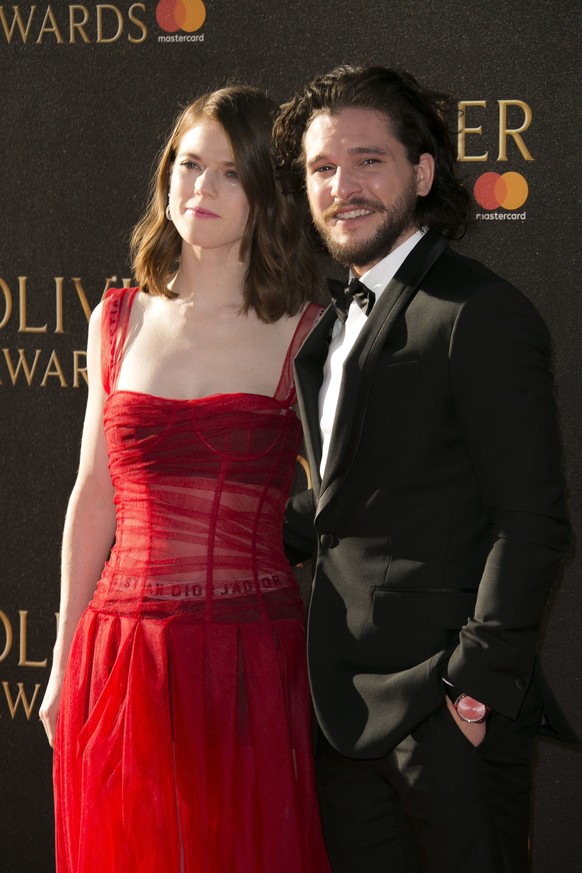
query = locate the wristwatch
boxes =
[444,684,491,724]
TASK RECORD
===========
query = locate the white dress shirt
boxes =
[319,230,425,479]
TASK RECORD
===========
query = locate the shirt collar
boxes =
[350,228,426,301]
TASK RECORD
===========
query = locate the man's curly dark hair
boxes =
[272,65,471,240]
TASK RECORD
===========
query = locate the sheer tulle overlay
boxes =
[53,288,330,873]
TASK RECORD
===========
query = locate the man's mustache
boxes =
[320,197,388,222]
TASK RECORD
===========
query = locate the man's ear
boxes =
[416,153,435,197]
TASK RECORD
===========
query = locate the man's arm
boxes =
[445,281,571,719]
[284,488,318,565]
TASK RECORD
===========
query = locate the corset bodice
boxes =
[93,389,303,617]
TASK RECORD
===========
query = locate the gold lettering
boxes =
[18,611,48,667]
[0,610,13,662]
[41,349,68,387]
[2,682,41,720]
[55,276,65,334]
[18,276,47,333]
[73,350,88,387]
[0,278,13,329]
[96,3,123,43]
[69,4,90,43]
[36,4,64,44]
[1,276,131,338]
[70,277,94,322]
[128,2,147,43]
[457,101,488,162]
[498,100,534,161]
[3,348,42,385]
[0,4,36,43]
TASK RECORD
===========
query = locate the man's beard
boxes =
[313,178,418,269]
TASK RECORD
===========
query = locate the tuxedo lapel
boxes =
[293,305,338,501]
[318,231,448,514]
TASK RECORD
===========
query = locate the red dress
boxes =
[54,287,330,873]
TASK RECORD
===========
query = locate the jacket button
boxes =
[515,678,527,691]
[319,533,337,550]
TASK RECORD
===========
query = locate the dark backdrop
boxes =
[1,1,580,869]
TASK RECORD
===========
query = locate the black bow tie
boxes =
[327,277,376,324]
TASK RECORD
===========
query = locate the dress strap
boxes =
[101,287,140,394]
[274,301,325,405]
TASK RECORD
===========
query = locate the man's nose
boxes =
[330,166,361,200]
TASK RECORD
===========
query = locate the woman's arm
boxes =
[39,303,117,747]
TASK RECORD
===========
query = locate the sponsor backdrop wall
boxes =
[1,0,580,869]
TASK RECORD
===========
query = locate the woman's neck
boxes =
[169,243,248,313]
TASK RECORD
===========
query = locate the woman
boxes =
[39,86,330,873]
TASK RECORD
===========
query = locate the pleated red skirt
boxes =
[54,605,330,873]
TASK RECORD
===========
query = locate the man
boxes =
[273,66,575,872]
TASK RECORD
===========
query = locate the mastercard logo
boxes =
[473,172,529,211]
[156,0,206,32]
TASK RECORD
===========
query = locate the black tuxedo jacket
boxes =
[285,231,574,759]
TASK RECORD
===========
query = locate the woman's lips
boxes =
[187,205,220,218]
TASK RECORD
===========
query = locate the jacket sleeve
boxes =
[444,282,571,719]
[284,488,318,566]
